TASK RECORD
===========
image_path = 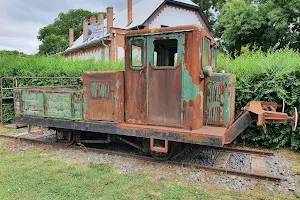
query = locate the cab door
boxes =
[146,34,185,127]
[125,36,147,124]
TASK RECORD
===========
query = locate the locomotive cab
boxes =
[124,26,235,131]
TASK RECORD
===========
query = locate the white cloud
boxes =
[0,0,142,54]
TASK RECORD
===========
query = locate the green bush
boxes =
[0,53,123,78]
[218,48,300,149]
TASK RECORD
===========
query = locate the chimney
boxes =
[83,19,89,42]
[128,0,132,25]
[107,7,113,33]
[97,12,104,24]
[69,28,74,47]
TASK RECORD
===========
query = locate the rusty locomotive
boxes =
[13,26,297,159]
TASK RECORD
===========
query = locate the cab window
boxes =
[153,39,178,67]
[130,38,145,69]
[202,37,210,67]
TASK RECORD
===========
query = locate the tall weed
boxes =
[0,54,124,78]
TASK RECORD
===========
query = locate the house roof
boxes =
[63,0,211,55]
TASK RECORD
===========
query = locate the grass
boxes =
[0,127,14,134]
[0,127,27,134]
[278,149,300,176]
[0,138,297,200]
[0,148,211,200]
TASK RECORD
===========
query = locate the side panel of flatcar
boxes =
[14,87,83,120]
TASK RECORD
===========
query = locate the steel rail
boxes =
[197,145,274,156]
[0,134,281,182]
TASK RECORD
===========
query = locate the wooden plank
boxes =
[12,132,30,137]
[251,155,266,174]
[214,152,231,168]
[3,123,27,129]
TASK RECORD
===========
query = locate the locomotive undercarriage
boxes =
[54,129,184,160]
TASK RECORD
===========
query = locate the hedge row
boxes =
[218,48,300,149]
[0,53,123,77]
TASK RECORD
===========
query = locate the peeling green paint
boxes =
[22,92,44,116]
[18,88,83,121]
[129,37,146,70]
[91,82,109,99]
[182,67,200,101]
[91,82,98,98]
[116,80,120,89]
[46,93,72,118]
[100,84,108,98]
[206,73,236,126]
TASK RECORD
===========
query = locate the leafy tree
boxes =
[0,50,27,57]
[38,9,99,55]
[214,0,263,55]
[38,35,69,55]
[192,0,226,24]
[259,0,300,50]
[215,0,300,56]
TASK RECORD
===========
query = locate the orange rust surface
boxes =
[126,25,200,37]
[183,30,205,130]
[118,123,226,137]
[83,71,124,122]
[147,61,182,127]
[184,94,203,130]
[150,138,169,153]
[124,35,147,125]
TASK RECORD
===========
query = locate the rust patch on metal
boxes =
[183,94,202,130]
[124,35,147,125]
[147,64,182,127]
[83,71,124,122]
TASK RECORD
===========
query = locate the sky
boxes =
[0,0,142,54]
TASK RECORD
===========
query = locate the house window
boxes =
[202,37,210,67]
[153,39,178,67]
[212,45,217,69]
[130,38,145,69]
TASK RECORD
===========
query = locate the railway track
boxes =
[0,132,281,182]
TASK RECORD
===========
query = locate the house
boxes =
[62,0,212,61]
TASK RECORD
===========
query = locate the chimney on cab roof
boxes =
[106,7,113,33]
[83,19,89,42]
[128,0,133,25]
[98,12,104,24]
[69,28,74,47]
[90,16,97,24]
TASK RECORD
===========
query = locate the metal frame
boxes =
[27,124,44,135]
[0,77,14,125]
[15,116,224,147]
